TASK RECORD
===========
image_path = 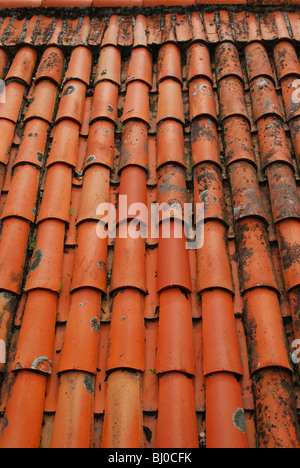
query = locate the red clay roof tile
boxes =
[156,287,195,375]
[12,289,57,374]
[94,45,121,86]
[56,80,87,126]
[127,47,152,87]
[0,218,30,294]
[157,372,198,448]
[101,369,143,448]
[5,47,37,86]
[47,120,80,168]
[91,81,119,125]
[25,219,65,293]
[1,164,40,223]
[122,80,150,125]
[64,46,92,85]
[58,288,101,374]
[0,82,25,123]
[71,221,108,293]
[25,80,58,124]
[76,165,110,225]
[206,372,248,448]
[37,164,73,224]
[253,368,300,448]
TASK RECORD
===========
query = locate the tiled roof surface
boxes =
[0,8,300,448]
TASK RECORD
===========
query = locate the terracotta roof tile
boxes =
[1,4,300,449]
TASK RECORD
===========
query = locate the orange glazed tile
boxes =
[0,218,30,294]
[276,220,300,292]
[202,289,243,376]
[245,42,274,84]
[273,41,300,82]
[157,43,182,85]
[253,368,300,448]
[187,43,212,83]
[206,373,248,448]
[157,120,185,168]
[102,370,143,448]
[196,221,233,294]
[107,289,145,372]
[257,116,293,169]
[235,218,278,293]
[127,47,152,87]
[94,45,121,86]
[122,80,150,125]
[35,46,65,85]
[194,163,227,225]
[101,15,119,47]
[250,76,282,123]
[12,289,58,374]
[71,222,108,294]
[0,82,25,123]
[244,288,292,374]
[119,120,148,171]
[219,77,248,123]
[58,288,101,374]
[25,80,58,124]
[188,78,218,122]
[267,163,300,223]
[0,119,18,165]
[157,79,184,124]
[228,161,267,223]
[0,371,47,448]
[37,164,72,224]
[25,219,65,293]
[110,222,146,294]
[133,14,147,47]
[47,120,80,168]
[281,76,300,122]
[118,166,147,225]
[157,372,198,449]
[64,46,92,85]
[56,80,86,126]
[90,81,119,125]
[51,371,95,448]
[1,164,40,223]
[215,42,243,83]
[76,165,110,225]
[191,117,220,167]
[156,288,195,375]
[85,120,115,171]
[157,220,191,294]
[6,47,37,86]
[156,164,187,222]
[223,116,256,167]
[13,119,49,168]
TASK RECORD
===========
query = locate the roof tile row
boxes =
[1,11,300,48]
